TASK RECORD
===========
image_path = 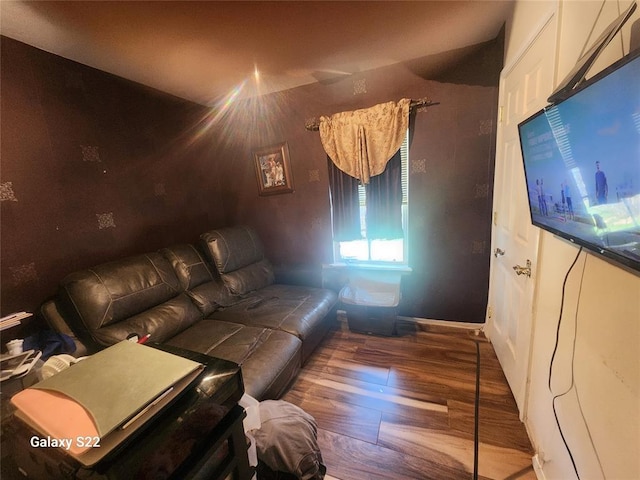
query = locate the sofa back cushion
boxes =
[161,244,240,314]
[200,226,275,295]
[59,252,202,349]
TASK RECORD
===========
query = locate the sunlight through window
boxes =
[335,132,409,264]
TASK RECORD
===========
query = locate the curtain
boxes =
[321,98,410,243]
[319,99,410,184]
[366,149,403,240]
[328,149,404,242]
[327,156,362,241]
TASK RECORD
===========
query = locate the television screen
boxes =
[518,50,640,273]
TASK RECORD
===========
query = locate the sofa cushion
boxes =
[164,320,302,400]
[160,244,234,315]
[162,243,265,310]
[201,226,275,295]
[207,284,337,363]
[58,252,202,349]
[161,244,213,292]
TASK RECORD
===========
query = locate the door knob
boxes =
[513,259,532,277]
[494,248,505,257]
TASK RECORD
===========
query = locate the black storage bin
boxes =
[343,304,398,336]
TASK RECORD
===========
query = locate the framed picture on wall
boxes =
[253,142,294,196]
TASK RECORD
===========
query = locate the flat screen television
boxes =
[518,49,640,273]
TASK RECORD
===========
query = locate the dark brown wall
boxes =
[216,38,503,323]
[0,37,224,320]
[1,33,502,328]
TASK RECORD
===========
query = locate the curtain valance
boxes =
[319,98,410,184]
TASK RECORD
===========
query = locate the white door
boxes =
[486,17,556,414]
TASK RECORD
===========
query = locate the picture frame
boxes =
[253,142,294,196]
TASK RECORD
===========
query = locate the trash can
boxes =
[339,271,401,336]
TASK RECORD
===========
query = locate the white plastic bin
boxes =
[339,271,401,336]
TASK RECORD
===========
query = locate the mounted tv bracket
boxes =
[547,1,637,104]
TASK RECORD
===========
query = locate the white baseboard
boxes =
[532,454,547,480]
[336,312,485,331]
[398,315,485,330]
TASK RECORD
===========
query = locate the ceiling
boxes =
[0,1,514,106]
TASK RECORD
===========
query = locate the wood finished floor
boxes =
[281,319,535,480]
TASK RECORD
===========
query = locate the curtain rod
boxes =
[304,97,439,131]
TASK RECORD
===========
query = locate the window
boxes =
[334,131,409,264]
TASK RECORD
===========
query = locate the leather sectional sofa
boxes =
[40,226,338,400]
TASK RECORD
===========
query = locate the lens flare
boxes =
[181,63,303,166]
[189,80,247,142]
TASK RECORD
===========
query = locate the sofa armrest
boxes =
[39,299,91,357]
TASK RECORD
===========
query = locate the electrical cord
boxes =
[556,251,607,479]
[573,376,607,479]
[473,338,480,480]
[547,246,586,480]
[548,247,583,390]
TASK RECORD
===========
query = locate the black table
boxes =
[1,344,253,480]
